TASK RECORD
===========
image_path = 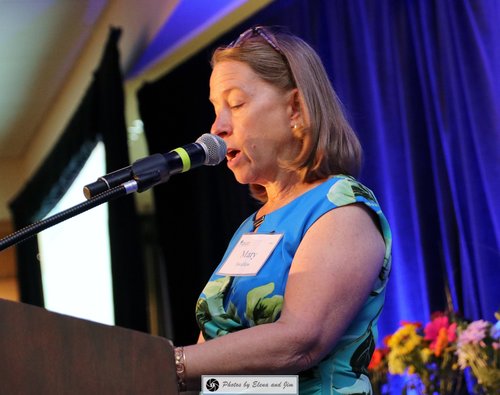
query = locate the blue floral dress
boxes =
[196,175,392,394]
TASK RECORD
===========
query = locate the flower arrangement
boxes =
[455,312,500,394]
[368,309,500,394]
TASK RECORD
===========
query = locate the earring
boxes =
[293,124,298,130]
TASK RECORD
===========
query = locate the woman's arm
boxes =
[181,203,385,389]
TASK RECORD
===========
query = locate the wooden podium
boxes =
[0,298,179,394]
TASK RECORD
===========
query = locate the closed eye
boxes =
[230,103,244,110]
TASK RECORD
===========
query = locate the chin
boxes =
[233,175,251,185]
[231,171,254,186]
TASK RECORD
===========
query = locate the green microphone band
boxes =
[172,147,191,172]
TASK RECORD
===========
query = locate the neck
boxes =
[257,177,325,217]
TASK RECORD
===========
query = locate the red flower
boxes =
[430,311,446,320]
[368,347,388,369]
[424,314,457,355]
[401,320,422,328]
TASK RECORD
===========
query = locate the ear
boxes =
[287,88,305,127]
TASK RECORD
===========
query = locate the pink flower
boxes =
[424,315,457,352]
[457,320,490,347]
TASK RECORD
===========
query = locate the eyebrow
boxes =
[209,87,244,105]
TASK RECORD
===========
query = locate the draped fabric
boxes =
[137,62,260,344]
[9,28,148,332]
[138,0,500,346]
[307,0,500,334]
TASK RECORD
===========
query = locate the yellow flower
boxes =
[388,323,423,355]
[420,347,433,363]
[387,352,406,375]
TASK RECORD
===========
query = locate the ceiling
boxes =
[0,0,109,159]
[0,0,273,222]
[0,0,271,160]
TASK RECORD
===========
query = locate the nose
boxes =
[210,110,232,138]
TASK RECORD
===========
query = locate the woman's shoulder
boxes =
[296,175,379,207]
[324,175,381,209]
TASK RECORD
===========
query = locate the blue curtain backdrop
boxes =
[138,0,500,348]
[233,0,500,337]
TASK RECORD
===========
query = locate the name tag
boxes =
[217,233,283,276]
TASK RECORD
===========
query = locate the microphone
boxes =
[83,133,226,199]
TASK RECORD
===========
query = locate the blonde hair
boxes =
[212,27,362,202]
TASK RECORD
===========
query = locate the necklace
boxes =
[253,215,265,230]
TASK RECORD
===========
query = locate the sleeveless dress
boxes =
[196,175,392,394]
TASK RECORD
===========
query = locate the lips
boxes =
[226,148,240,162]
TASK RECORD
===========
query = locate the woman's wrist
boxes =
[174,346,187,392]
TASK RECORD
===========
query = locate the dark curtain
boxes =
[137,60,259,344]
[138,0,500,347]
[9,27,148,332]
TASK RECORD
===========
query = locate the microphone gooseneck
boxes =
[83,134,226,199]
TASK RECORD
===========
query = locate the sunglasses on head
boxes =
[229,26,283,55]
